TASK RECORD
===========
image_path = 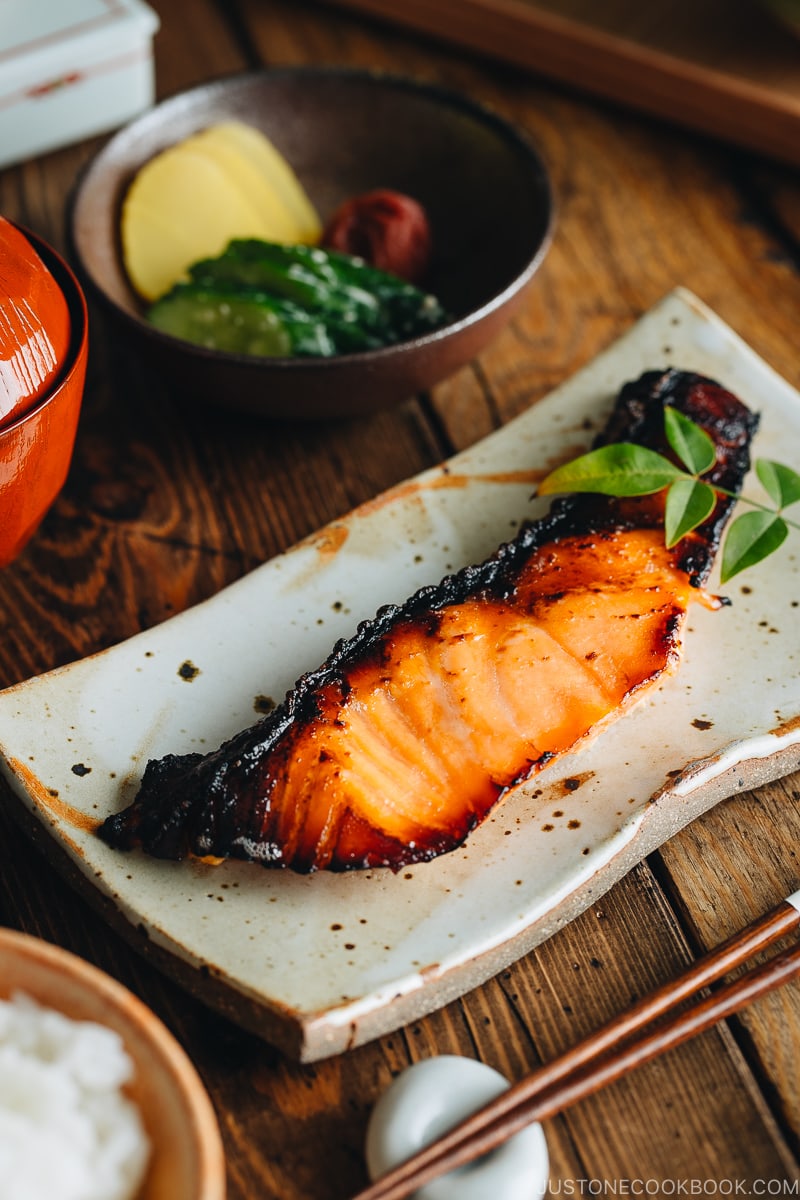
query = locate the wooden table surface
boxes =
[2,1,800,1195]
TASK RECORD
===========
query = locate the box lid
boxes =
[0,0,159,90]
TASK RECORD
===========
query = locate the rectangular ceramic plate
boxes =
[1,288,799,1061]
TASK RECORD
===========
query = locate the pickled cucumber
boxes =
[148,240,449,359]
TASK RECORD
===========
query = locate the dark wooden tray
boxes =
[323,0,800,165]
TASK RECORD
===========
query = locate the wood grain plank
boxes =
[6,786,793,1200]
[656,774,800,1152]
[251,0,800,434]
[2,0,800,1197]
[747,165,800,255]
[0,1,448,687]
[168,1,800,1188]
[528,865,797,1186]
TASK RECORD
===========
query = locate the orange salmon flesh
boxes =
[99,369,758,872]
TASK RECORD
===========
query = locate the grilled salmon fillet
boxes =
[100,369,758,871]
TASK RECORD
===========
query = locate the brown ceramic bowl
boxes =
[0,227,88,566]
[68,67,553,421]
[0,928,226,1200]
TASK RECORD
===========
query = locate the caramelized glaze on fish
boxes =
[100,370,757,871]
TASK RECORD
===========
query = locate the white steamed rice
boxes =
[0,990,150,1200]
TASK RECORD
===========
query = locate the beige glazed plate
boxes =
[0,288,798,1061]
[0,928,226,1199]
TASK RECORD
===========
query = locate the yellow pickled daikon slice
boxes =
[122,142,277,301]
[190,124,313,247]
[198,121,322,246]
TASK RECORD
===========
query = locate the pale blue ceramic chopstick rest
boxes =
[366,1055,549,1199]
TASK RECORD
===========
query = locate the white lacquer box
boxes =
[0,0,159,169]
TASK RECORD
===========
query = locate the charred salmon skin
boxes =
[100,369,758,872]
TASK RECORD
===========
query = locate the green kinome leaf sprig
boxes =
[537,406,800,583]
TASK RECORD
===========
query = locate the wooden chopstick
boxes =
[352,893,800,1200]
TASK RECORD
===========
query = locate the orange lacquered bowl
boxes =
[0,226,88,567]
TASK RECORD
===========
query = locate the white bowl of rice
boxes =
[0,928,225,1200]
